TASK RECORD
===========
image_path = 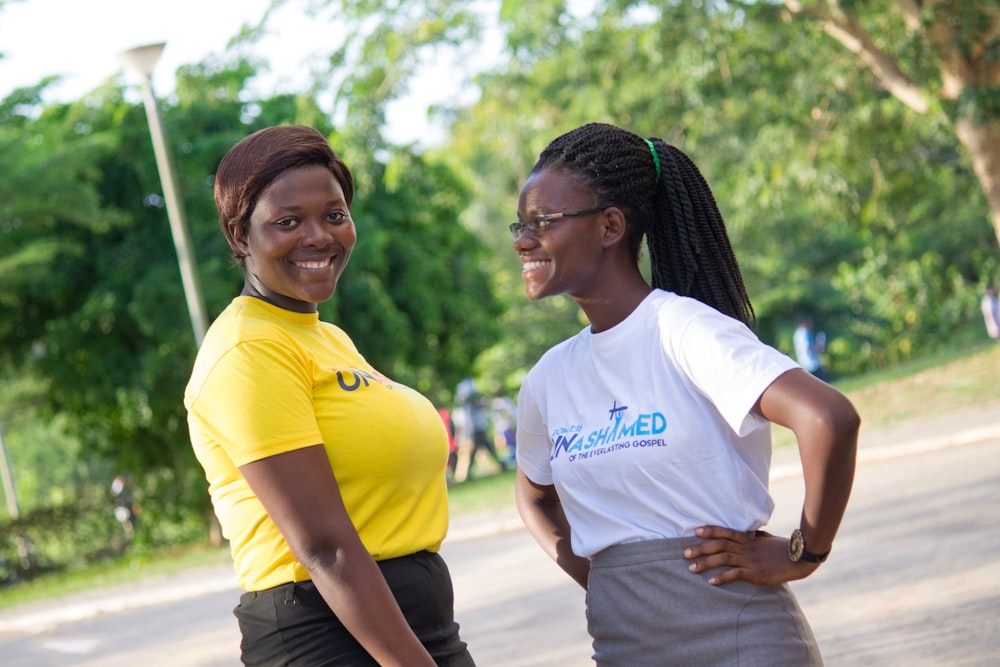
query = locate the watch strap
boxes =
[799,547,830,563]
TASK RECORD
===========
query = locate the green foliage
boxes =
[326,149,503,402]
[0,493,133,583]
[1,0,998,570]
[440,0,997,377]
[0,48,502,543]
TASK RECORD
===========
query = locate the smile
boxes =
[522,260,549,272]
[294,258,333,270]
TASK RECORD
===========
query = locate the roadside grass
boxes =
[2,342,997,610]
[0,542,232,610]
[771,340,1000,449]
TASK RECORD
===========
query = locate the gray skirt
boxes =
[586,537,823,667]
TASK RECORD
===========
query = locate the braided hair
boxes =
[532,122,755,327]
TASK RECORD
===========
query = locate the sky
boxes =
[0,0,476,145]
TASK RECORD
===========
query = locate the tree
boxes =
[0,53,501,526]
[293,0,994,371]
[783,0,1000,250]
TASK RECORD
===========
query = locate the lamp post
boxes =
[118,42,209,348]
[0,423,18,520]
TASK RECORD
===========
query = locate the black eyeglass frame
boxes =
[509,207,609,240]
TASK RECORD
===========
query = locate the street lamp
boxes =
[118,42,209,348]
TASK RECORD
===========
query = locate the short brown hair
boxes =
[214,125,355,268]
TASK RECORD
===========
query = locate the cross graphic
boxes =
[608,401,628,422]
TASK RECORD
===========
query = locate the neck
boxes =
[576,275,652,333]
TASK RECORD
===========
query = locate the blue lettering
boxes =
[652,412,667,433]
[552,433,579,460]
[615,419,637,438]
[336,368,376,391]
[353,369,376,386]
[636,414,650,435]
[337,370,361,391]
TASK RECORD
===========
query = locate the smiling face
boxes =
[231,164,356,313]
[514,168,609,302]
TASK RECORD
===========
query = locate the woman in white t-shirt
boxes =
[511,122,860,666]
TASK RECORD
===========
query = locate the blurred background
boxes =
[1,0,998,582]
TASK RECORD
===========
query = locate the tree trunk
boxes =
[785,0,1000,251]
[955,118,1000,250]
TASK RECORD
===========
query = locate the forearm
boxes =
[796,398,860,553]
[303,544,436,667]
[515,477,590,588]
[238,448,436,666]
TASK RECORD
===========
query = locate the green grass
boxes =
[3,342,997,610]
[0,542,232,610]
[772,341,1000,449]
[447,468,518,514]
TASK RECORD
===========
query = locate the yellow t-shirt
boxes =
[184,297,449,591]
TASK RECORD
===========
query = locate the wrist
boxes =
[788,528,831,563]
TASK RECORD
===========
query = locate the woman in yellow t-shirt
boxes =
[185,125,475,666]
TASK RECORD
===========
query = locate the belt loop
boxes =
[284,585,297,606]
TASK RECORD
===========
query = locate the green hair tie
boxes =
[645,138,661,180]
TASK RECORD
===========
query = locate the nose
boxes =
[512,228,536,251]
[301,217,336,246]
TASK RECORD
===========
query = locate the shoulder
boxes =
[648,290,746,340]
[537,324,590,363]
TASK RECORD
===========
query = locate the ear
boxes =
[600,207,628,249]
[227,219,249,257]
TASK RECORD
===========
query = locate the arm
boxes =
[240,445,436,667]
[761,368,859,555]
[514,469,591,589]
[685,368,860,585]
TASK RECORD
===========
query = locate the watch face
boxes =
[788,529,805,562]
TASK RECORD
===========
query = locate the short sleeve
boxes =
[671,311,799,437]
[187,339,324,467]
[515,369,554,486]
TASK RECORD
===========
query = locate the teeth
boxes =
[297,259,332,269]
[522,261,548,272]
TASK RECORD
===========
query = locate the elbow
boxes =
[822,398,861,459]
[286,531,356,577]
[293,542,341,575]
[839,399,861,441]
[794,393,860,460]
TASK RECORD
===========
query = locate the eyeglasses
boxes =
[509,207,608,240]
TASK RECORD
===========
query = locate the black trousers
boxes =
[234,551,475,666]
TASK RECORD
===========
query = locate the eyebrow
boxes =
[270,198,348,213]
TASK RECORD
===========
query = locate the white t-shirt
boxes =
[982,293,1000,339]
[793,325,820,372]
[516,290,800,558]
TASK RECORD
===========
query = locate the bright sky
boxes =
[0,0,471,145]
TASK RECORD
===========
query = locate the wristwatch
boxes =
[788,528,830,563]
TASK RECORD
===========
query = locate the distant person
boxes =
[452,383,509,481]
[794,317,829,381]
[438,406,459,483]
[983,285,1000,340]
[490,394,518,464]
[184,125,474,666]
[511,123,859,665]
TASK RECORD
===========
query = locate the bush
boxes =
[0,493,135,585]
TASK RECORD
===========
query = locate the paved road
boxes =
[1,435,998,665]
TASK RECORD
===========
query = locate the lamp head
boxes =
[118,42,166,77]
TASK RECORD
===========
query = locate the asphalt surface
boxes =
[1,401,998,659]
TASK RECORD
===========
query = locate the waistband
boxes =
[590,536,708,569]
[240,550,437,599]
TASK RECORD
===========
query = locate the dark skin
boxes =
[241,448,436,666]
[514,167,860,589]
[685,369,858,586]
[232,165,436,666]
